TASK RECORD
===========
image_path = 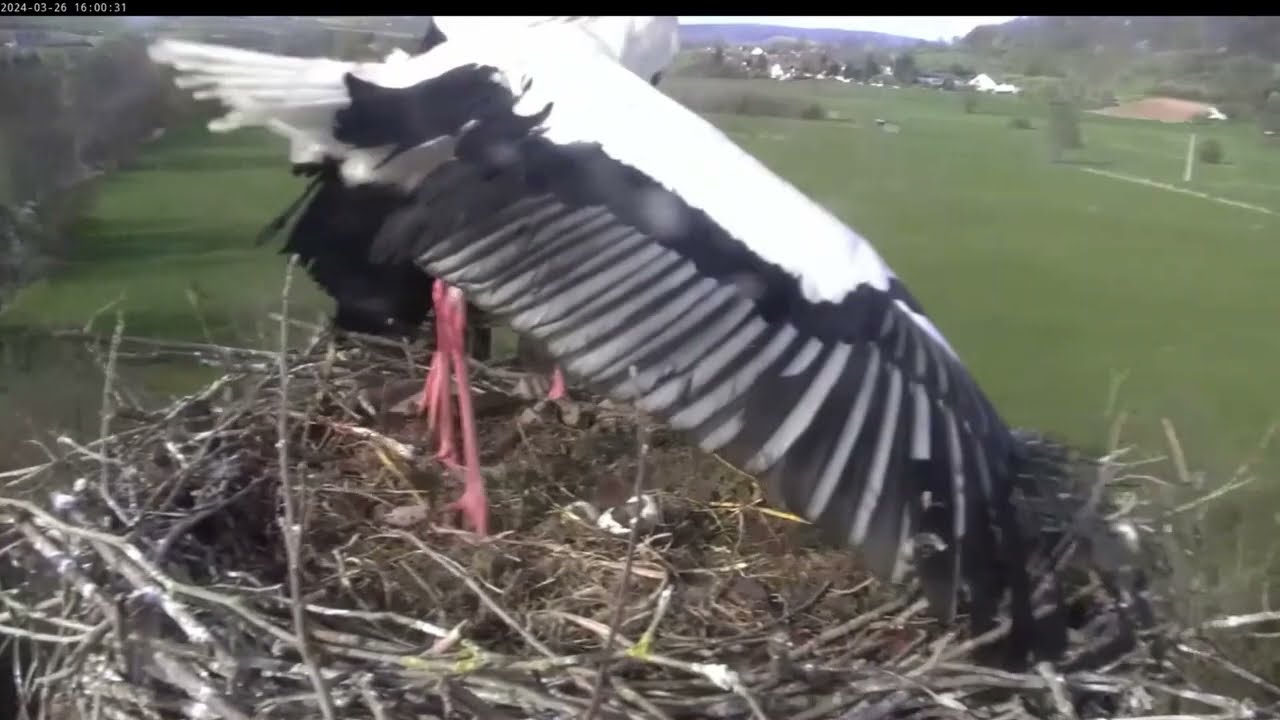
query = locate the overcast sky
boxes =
[677,16,1018,41]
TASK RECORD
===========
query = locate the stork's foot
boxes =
[444,473,490,536]
[434,442,461,469]
[546,365,567,402]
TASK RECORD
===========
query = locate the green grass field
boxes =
[2,124,328,340]
[668,79,1280,477]
[0,124,329,464]
[4,77,1278,494]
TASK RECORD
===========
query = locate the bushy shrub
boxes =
[672,90,833,122]
[0,33,193,294]
[799,102,826,121]
[1008,116,1034,130]
[731,93,791,117]
[1197,137,1225,164]
[1047,98,1084,161]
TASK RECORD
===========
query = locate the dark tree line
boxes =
[0,23,406,306]
[964,17,1280,60]
[0,33,202,300]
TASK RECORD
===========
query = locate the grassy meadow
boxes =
[669,78,1280,478]
[2,124,326,339]
[3,77,1278,523]
[0,124,327,466]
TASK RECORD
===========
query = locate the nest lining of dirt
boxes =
[0,319,1274,720]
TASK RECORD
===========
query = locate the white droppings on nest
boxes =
[133,585,163,603]
[561,500,600,525]
[1109,520,1141,554]
[50,492,77,511]
[596,493,661,536]
[1126,685,1156,712]
[695,662,740,691]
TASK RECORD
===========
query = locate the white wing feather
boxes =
[149,27,892,303]
[146,18,664,186]
[147,38,487,185]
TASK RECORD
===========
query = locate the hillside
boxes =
[965,17,1280,60]
[945,17,1280,112]
[678,23,917,50]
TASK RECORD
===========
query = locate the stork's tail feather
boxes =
[995,429,1153,669]
[253,166,332,248]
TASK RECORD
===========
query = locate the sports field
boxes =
[4,77,1278,493]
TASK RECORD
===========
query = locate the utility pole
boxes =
[1183,132,1197,183]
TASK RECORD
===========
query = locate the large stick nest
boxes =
[0,317,1274,720]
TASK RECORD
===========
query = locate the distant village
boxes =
[691,42,1024,95]
[0,27,98,64]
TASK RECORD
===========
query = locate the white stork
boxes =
[148,19,1079,662]
[233,17,681,531]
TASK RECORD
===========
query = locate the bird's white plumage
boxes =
[148,28,968,451]
[169,21,890,304]
[147,18,677,191]
[148,26,957,429]
[144,23,1095,654]
[149,40,369,179]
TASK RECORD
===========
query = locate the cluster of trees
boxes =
[0,33,201,302]
[1046,97,1084,162]
[668,85,831,122]
[0,21,413,306]
[960,17,1280,120]
[964,17,1280,60]
[683,43,961,88]
[1145,54,1279,116]
[680,44,752,80]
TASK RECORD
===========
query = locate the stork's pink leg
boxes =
[546,365,567,401]
[419,279,458,466]
[418,279,449,420]
[419,353,443,418]
[438,284,489,535]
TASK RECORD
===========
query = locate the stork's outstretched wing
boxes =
[150,32,1063,664]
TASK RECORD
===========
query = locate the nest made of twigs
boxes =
[0,321,1274,720]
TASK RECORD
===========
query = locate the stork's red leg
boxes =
[546,365,567,401]
[420,279,458,466]
[419,279,449,420]
[439,284,489,535]
[419,353,442,417]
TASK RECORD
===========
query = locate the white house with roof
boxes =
[968,73,1021,95]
